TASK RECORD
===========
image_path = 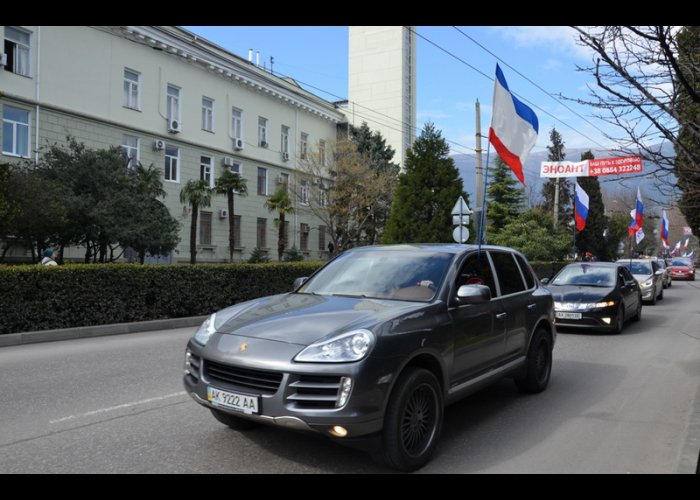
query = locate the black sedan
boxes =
[542,262,642,334]
[184,244,555,471]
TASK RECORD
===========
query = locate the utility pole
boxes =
[475,100,484,243]
[553,178,560,227]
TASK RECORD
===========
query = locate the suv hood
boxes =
[213,293,430,346]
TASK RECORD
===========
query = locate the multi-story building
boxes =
[1,26,344,263]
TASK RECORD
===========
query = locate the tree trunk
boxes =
[190,203,198,265]
[278,213,285,261]
[228,190,235,262]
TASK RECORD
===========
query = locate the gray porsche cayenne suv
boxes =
[184,244,555,471]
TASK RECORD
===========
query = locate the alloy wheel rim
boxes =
[400,384,438,457]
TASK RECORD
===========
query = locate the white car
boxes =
[617,259,664,304]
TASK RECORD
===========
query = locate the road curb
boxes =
[0,316,208,348]
[678,381,700,474]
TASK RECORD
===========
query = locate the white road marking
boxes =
[49,391,187,424]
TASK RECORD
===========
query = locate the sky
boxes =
[183,26,616,160]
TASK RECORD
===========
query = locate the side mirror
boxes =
[456,284,491,305]
[292,277,308,291]
[540,278,550,285]
[655,270,664,276]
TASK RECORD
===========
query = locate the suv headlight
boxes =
[193,313,217,346]
[295,330,375,363]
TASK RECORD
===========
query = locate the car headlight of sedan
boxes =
[295,330,375,363]
[193,313,217,346]
[640,279,654,288]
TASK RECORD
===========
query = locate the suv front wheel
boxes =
[373,367,443,472]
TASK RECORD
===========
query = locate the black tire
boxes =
[649,286,657,305]
[373,368,443,472]
[658,287,664,300]
[612,305,625,334]
[515,328,553,394]
[210,408,260,430]
[632,296,642,322]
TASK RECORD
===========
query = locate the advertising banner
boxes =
[540,156,643,178]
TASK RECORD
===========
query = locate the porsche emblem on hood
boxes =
[239,342,249,353]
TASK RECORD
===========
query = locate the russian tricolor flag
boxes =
[489,64,539,186]
[574,182,589,231]
[628,187,644,237]
[661,210,669,248]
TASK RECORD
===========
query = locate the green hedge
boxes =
[0,262,323,334]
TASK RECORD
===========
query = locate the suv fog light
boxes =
[336,377,353,408]
[329,425,348,438]
[602,317,612,325]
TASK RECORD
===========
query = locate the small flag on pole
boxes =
[574,182,589,231]
[661,210,669,248]
[628,187,644,237]
[488,64,539,186]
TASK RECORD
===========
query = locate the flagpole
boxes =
[572,180,577,260]
[478,142,492,250]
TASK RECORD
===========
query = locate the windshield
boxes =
[550,264,616,287]
[619,261,652,275]
[299,250,454,301]
[671,259,692,267]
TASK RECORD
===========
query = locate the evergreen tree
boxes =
[575,151,608,260]
[540,128,572,228]
[349,123,400,244]
[489,208,570,261]
[383,123,471,243]
[486,156,525,235]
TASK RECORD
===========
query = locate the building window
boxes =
[258,117,268,147]
[200,155,213,187]
[2,105,30,157]
[257,218,267,248]
[164,145,179,182]
[300,132,308,160]
[319,186,329,208]
[257,167,267,196]
[200,211,212,246]
[281,125,290,155]
[123,68,140,110]
[300,223,310,252]
[300,179,310,205]
[232,108,243,140]
[279,172,290,193]
[318,225,326,252]
[233,215,242,249]
[167,84,181,123]
[228,161,242,175]
[122,134,139,169]
[3,27,31,77]
[319,140,326,166]
[202,97,214,132]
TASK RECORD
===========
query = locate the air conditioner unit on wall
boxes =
[168,119,182,133]
[260,141,268,148]
[223,157,235,167]
[233,138,244,151]
[153,139,165,151]
[219,209,229,219]
[0,53,7,67]
[277,175,287,184]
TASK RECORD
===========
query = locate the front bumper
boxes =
[553,308,619,331]
[183,335,390,438]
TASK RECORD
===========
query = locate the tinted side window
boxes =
[490,252,526,296]
[456,253,498,298]
[621,267,635,284]
[514,254,535,289]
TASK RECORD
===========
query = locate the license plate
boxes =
[207,386,259,414]
[555,312,582,320]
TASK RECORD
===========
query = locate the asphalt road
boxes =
[1,280,699,473]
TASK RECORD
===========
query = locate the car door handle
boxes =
[527,303,537,310]
[496,312,507,320]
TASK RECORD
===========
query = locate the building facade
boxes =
[1,26,344,263]
[347,26,416,168]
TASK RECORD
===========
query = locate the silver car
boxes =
[617,259,664,304]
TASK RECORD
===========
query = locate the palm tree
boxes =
[132,162,167,199]
[214,168,248,262]
[179,179,212,264]
[265,187,294,261]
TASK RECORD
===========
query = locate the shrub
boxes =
[0,262,323,334]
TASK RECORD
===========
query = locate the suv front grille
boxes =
[287,375,342,409]
[204,361,282,395]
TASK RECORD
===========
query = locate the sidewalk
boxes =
[0,315,208,348]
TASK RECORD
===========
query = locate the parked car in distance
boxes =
[651,257,672,289]
[617,259,664,304]
[542,262,642,334]
[183,244,555,471]
[669,257,695,281]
